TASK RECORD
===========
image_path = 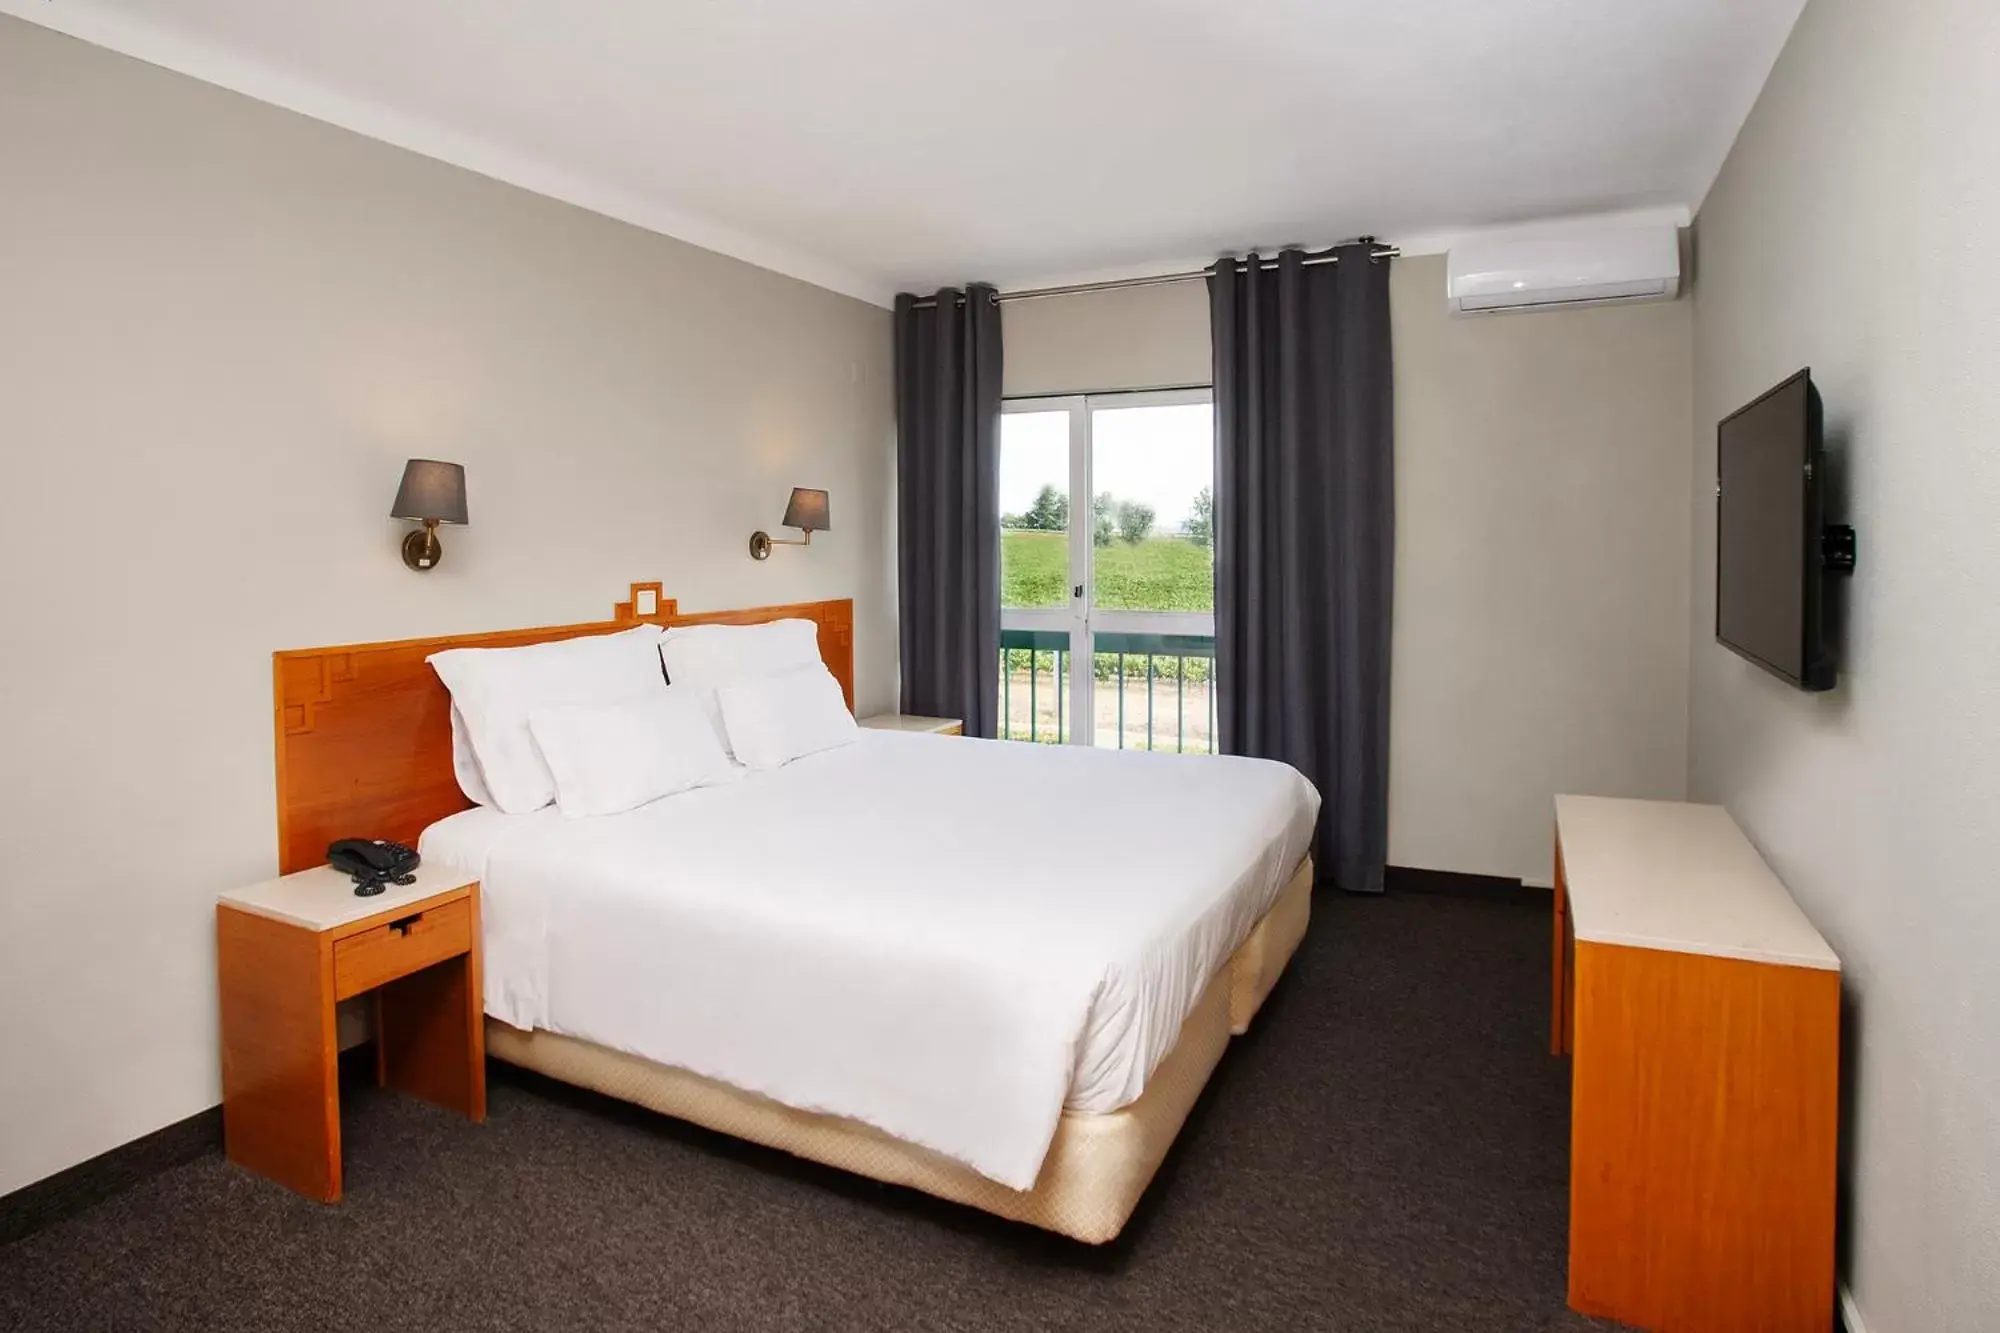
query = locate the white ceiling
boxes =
[6,0,1807,305]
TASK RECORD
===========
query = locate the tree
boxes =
[1092,492,1115,547]
[1023,484,1068,533]
[1115,499,1155,545]
[1185,484,1213,548]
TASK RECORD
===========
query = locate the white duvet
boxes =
[421,731,1317,1190]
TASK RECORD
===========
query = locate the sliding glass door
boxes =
[996,399,1081,743]
[998,389,1216,750]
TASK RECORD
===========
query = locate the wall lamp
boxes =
[391,459,468,571]
[749,487,830,560]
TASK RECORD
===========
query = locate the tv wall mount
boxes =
[1822,525,1857,574]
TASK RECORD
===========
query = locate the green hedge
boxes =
[1001,649,1212,683]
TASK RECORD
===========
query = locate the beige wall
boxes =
[0,18,894,1196]
[1003,256,1693,885]
[1391,254,1692,884]
[1686,0,2000,1327]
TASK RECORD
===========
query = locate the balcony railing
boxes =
[999,628,1216,753]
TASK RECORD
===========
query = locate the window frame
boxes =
[999,386,1216,746]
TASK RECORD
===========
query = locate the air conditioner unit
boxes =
[1446,225,1681,315]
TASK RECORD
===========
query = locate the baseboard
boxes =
[1839,1284,1869,1333]
[1384,864,1547,905]
[0,1046,383,1246]
[0,1104,221,1246]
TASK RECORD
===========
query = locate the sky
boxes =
[999,403,1212,531]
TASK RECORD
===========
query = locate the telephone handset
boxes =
[327,838,421,897]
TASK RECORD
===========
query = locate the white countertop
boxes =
[218,862,478,933]
[858,713,962,734]
[1556,795,1840,971]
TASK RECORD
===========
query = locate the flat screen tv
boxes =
[1715,368,1851,691]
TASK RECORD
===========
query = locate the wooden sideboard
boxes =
[1551,795,1840,1332]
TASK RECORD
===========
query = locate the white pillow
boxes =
[528,690,738,818]
[660,619,826,758]
[428,624,665,814]
[449,705,497,807]
[659,619,823,689]
[717,664,859,770]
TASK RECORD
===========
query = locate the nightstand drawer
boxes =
[333,897,472,1000]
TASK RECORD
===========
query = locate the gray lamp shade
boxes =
[781,487,830,532]
[390,459,468,525]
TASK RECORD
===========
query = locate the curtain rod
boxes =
[906,242,1401,309]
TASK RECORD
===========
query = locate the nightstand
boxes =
[216,863,485,1202]
[858,713,964,736]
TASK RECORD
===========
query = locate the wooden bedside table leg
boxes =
[217,908,342,1201]
[377,888,486,1122]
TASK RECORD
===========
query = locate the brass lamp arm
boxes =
[748,528,813,560]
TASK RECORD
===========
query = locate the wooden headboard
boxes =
[273,582,855,874]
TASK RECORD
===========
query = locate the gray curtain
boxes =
[894,285,1003,736]
[1209,244,1394,892]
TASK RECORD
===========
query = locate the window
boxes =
[999,389,1215,750]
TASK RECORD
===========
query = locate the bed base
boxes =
[487,857,1313,1244]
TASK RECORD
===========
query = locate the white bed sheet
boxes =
[421,731,1317,1190]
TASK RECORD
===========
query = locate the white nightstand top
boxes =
[858,713,964,735]
[1556,795,1839,971]
[218,862,478,933]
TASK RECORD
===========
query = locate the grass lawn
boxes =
[1002,529,1214,613]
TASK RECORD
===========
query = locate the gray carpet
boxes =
[0,890,1608,1332]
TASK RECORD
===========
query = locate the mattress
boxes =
[486,860,1312,1245]
[421,730,1318,1190]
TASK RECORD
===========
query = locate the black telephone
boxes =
[327,838,421,897]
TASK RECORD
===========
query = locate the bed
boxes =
[272,583,1317,1242]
